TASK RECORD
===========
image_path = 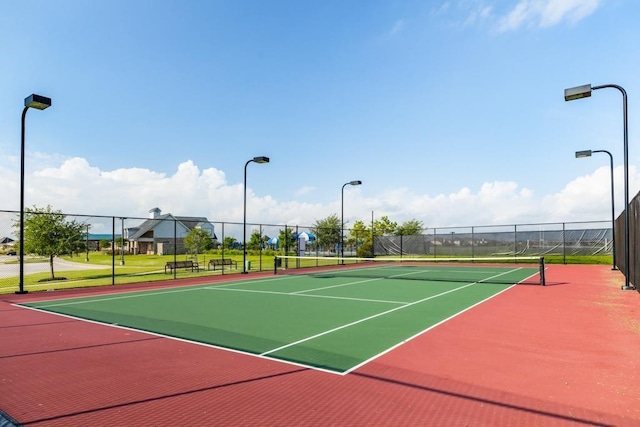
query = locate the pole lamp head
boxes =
[253,156,269,164]
[575,150,593,158]
[349,180,362,186]
[24,94,52,110]
[564,84,592,101]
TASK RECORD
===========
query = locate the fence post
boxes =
[433,228,437,258]
[111,216,115,286]
[259,224,263,272]
[471,226,475,259]
[563,222,566,265]
[173,218,177,279]
[221,222,225,274]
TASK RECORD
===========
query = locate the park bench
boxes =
[165,260,197,273]
[208,258,238,271]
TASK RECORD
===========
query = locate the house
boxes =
[126,208,217,255]
[0,237,15,248]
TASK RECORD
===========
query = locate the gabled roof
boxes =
[174,216,210,231]
[128,214,216,240]
[0,237,15,244]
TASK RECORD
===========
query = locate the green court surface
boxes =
[19,265,539,374]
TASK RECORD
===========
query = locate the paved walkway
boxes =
[0,256,105,278]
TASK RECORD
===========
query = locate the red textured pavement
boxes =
[1,265,638,426]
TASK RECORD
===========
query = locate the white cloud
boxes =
[497,0,602,32]
[463,5,493,27]
[294,186,316,197]
[0,155,633,238]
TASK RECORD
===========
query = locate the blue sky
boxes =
[1,0,639,233]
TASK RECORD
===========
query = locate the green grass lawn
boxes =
[0,252,275,294]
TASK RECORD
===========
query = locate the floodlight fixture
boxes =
[575,150,593,158]
[253,156,270,164]
[24,94,52,110]
[564,84,592,101]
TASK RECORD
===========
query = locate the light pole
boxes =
[565,84,633,290]
[575,149,616,269]
[243,156,269,273]
[341,180,362,260]
[85,223,90,262]
[17,94,52,294]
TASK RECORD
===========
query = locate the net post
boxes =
[274,256,278,275]
[539,257,546,286]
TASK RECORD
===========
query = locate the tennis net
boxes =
[274,255,546,286]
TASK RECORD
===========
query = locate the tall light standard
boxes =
[243,156,269,273]
[575,149,616,269]
[341,180,362,259]
[17,94,52,294]
[565,84,633,290]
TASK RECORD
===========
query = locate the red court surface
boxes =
[1,265,639,426]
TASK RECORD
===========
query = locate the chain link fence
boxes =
[0,208,616,294]
[615,191,640,292]
[374,221,613,260]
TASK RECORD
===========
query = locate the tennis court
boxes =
[2,263,640,426]
[18,258,542,374]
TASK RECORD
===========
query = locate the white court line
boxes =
[203,286,409,305]
[291,277,384,294]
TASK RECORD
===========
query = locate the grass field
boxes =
[18,263,540,373]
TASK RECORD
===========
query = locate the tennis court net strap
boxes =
[274,255,546,286]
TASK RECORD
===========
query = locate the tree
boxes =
[347,220,370,245]
[185,227,213,257]
[278,228,296,254]
[395,219,424,236]
[247,230,264,250]
[13,205,86,280]
[312,214,341,251]
[223,236,237,249]
[373,216,397,236]
[99,239,111,251]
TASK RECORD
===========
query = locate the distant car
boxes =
[6,251,16,256]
